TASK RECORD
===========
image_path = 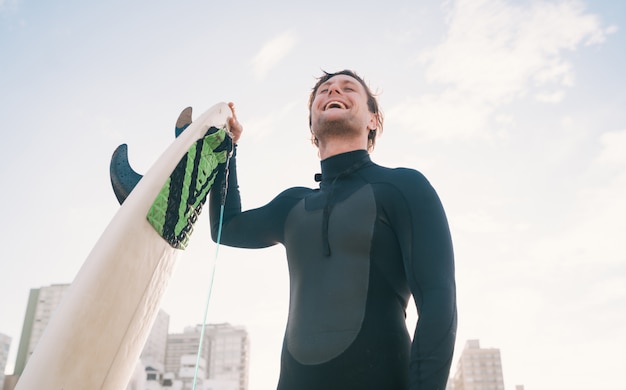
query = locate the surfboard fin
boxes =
[175,106,193,137]
[110,144,143,205]
[110,107,196,204]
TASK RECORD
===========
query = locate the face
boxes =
[309,74,377,144]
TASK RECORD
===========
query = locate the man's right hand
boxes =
[227,102,243,145]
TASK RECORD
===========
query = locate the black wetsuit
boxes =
[209,149,457,390]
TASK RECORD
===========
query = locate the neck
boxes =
[317,138,368,160]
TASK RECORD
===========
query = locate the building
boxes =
[166,324,249,390]
[13,283,172,390]
[1,375,18,390]
[179,354,206,389]
[13,283,70,376]
[204,323,249,390]
[451,339,505,390]
[11,283,249,390]
[0,333,11,390]
[166,325,211,381]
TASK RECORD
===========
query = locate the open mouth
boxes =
[324,101,347,110]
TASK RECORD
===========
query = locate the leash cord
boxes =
[192,141,231,389]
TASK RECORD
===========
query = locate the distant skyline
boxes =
[1,1,625,389]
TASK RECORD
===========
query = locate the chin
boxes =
[313,119,362,140]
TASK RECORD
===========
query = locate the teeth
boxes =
[325,101,346,110]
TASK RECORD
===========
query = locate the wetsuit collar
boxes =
[317,149,371,183]
[316,149,371,256]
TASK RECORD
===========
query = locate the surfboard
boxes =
[16,102,232,389]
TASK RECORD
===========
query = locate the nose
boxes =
[328,82,342,95]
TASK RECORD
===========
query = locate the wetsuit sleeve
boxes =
[394,169,457,390]
[209,146,241,241]
[208,146,306,248]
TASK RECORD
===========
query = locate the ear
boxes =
[367,112,378,130]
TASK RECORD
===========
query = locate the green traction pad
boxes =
[147,126,230,249]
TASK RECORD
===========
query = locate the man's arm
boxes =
[207,102,283,248]
[394,169,457,389]
[208,145,310,249]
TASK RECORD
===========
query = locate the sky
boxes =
[1,0,625,389]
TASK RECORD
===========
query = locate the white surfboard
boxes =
[16,102,232,389]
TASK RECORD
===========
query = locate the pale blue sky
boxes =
[1,0,625,389]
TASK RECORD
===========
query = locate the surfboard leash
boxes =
[192,136,233,390]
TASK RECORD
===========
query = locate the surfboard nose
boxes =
[110,144,143,204]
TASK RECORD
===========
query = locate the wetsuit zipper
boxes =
[318,156,370,256]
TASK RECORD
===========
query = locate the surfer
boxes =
[210,70,456,390]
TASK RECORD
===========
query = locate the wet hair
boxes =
[308,70,384,152]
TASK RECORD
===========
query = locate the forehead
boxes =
[318,74,363,90]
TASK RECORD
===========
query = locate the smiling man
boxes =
[210,70,457,390]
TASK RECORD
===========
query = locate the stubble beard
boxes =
[312,116,362,145]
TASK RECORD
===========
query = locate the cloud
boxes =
[390,0,614,140]
[387,90,493,139]
[244,101,299,141]
[424,0,612,99]
[530,130,626,269]
[452,210,506,234]
[595,130,626,166]
[534,90,565,103]
[251,31,297,80]
[0,0,22,12]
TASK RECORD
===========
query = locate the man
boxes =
[210,70,457,389]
